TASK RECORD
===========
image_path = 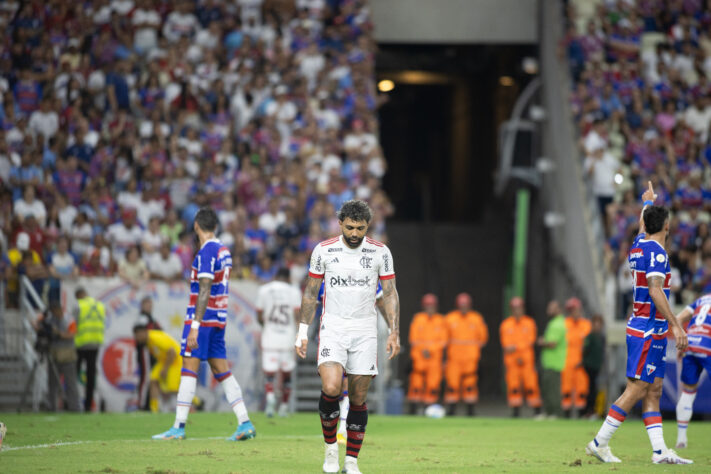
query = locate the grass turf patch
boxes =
[0,412,710,472]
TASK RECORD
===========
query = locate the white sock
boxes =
[676,389,696,443]
[266,391,276,406]
[221,375,250,424]
[338,394,349,433]
[643,411,667,453]
[594,405,626,447]
[174,374,197,429]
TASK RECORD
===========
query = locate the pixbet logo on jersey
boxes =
[329,275,372,287]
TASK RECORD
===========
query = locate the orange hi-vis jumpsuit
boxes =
[408,312,448,404]
[561,316,592,410]
[444,310,489,404]
[500,315,541,408]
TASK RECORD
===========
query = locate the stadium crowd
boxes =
[563,0,711,318]
[0,0,393,308]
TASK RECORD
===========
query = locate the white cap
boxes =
[16,232,30,251]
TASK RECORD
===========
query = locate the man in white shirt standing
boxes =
[256,267,301,418]
[148,242,183,281]
[132,0,161,55]
[296,200,400,474]
[584,143,619,220]
[28,97,59,145]
[107,210,144,259]
[14,185,47,227]
[258,198,286,235]
[684,95,711,143]
[162,1,198,43]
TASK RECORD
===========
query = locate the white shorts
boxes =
[317,327,378,376]
[262,349,296,373]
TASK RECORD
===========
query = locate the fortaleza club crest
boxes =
[359,256,373,269]
[646,364,656,375]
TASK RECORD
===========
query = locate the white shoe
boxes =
[676,440,687,449]
[278,403,289,417]
[533,413,546,421]
[323,443,340,473]
[342,456,362,474]
[652,449,693,464]
[586,441,621,463]
[265,394,276,418]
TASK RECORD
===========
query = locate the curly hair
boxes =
[337,200,373,224]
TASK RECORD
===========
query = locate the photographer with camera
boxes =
[33,303,81,411]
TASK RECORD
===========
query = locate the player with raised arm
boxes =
[256,267,301,418]
[586,182,691,464]
[674,293,711,449]
[152,208,256,441]
[296,200,400,474]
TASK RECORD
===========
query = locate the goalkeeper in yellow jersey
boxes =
[134,325,182,413]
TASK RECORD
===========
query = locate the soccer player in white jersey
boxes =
[586,183,690,464]
[152,208,255,441]
[296,200,401,474]
[256,267,301,417]
[329,281,385,444]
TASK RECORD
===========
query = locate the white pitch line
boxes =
[1,434,320,452]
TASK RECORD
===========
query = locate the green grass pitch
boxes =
[1,412,710,472]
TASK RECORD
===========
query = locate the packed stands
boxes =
[563,0,711,317]
[0,0,393,307]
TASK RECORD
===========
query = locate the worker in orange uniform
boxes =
[444,292,489,416]
[408,293,448,413]
[561,297,591,417]
[500,297,542,417]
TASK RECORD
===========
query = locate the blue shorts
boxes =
[180,324,227,360]
[626,334,666,383]
[680,353,711,386]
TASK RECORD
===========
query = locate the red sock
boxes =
[319,392,340,444]
[282,372,292,403]
[346,403,368,458]
[265,372,275,394]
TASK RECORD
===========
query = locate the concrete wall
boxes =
[371,0,538,44]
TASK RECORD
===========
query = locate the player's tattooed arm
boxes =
[298,276,322,325]
[375,296,387,321]
[380,278,400,334]
[381,278,401,359]
[648,275,688,351]
[194,277,212,323]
